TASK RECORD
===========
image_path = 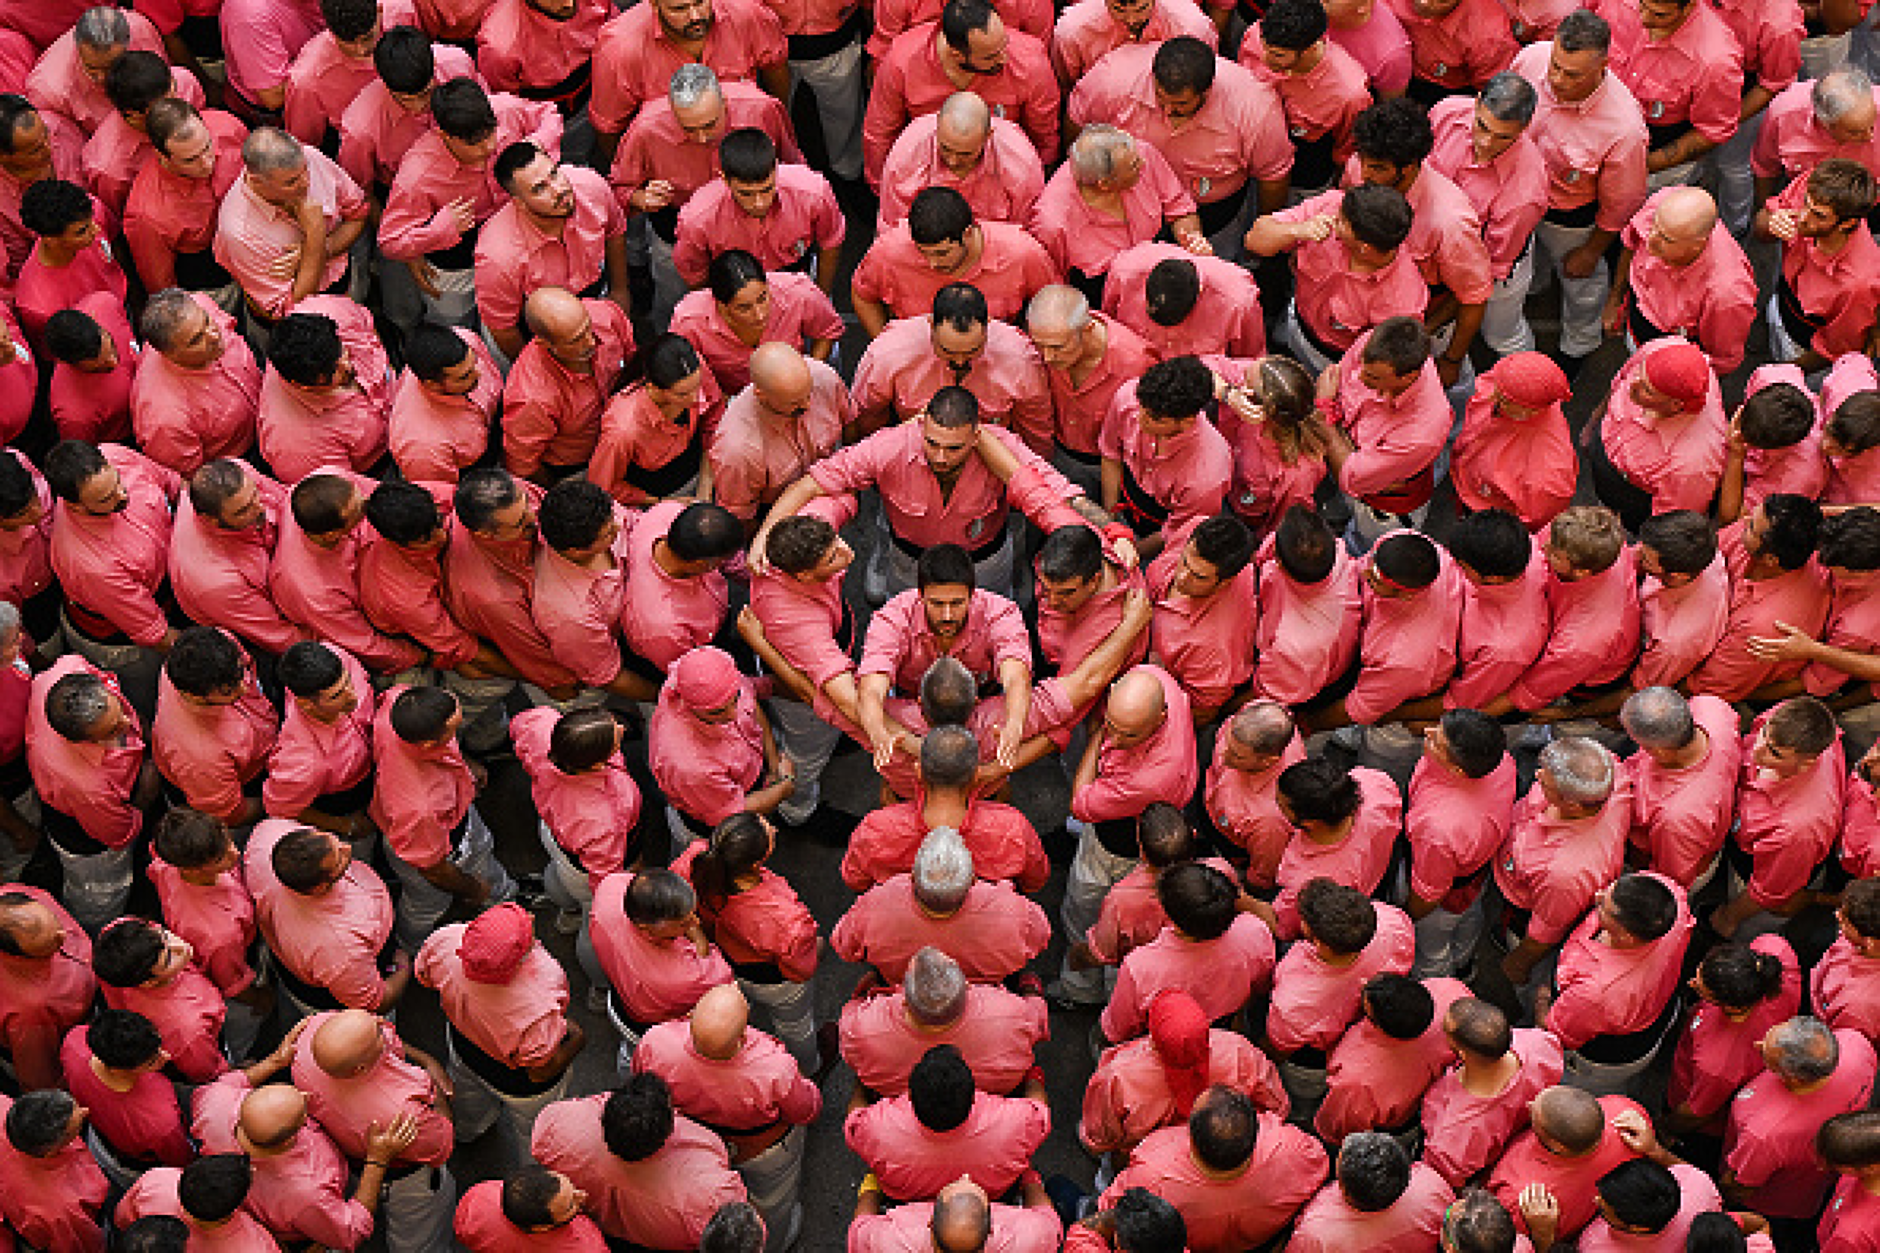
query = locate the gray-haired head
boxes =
[1069,124,1138,186]
[1480,72,1537,125]
[242,127,306,176]
[1620,687,1696,750]
[1538,736,1615,809]
[937,90,992,138]
[904,947,968,1025]
[1230,700,1296,756]
[668,62,723,111]
[912,827,975,914]
[1766,1016,1840,1086]
[1554,8,1611,54]
[1814,69,1876,123]
[1025,284,1091,335]
[140,288,200,355]
[74,6,131,50]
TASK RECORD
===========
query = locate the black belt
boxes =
[1405,76,1466,109]
[1054,440,1100,466]
[40,800,108,856]
[447,1022,567,1097]
[1627,299,1668,346]
[276,931,398,1013]
[176,12,223,59]
[788,8,864,59]
[1543,200,1599,229]
[1065,266,1107,310]
[647,206,680,245]
[890,526,1006,564]
[518,60,592,114]
[1573,993,1680,1064]
[1290,130,1339,195]
[1092,815,1138,859]
[427,225,478,270]
[316,767,376,817]
[174,246,233,291]
[1289,1045,1328,1068]
[728,957,786,984]
[620,428,704,497]
[1646,117,1694,152]
[1776,271,1825,349]
[1295,308,1344,362]
[1195,180,1250,237]
[1114,460,1168,538]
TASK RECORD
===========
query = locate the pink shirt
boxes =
[1493,776,1633,946]
[1448,554,1550,707]
[1733,710,1845,906]
[1510,547,1642,710]
[1598,0,1745,145]
[590,871,735,1023]
[1275,191,1429,353]
[219,0,322,107]
[255,294,391,481]
[59,1029,191,1167]
[263,645,374,818]
[1451,383,1577,530]
[1205,733,1305,885]
[289,1011,455,1165]
[149,854,257,998]
[707,356,849,520]
[1845,776,1880,880]
[1772,177,1880,360]
[1621,189,1758,373]
[1326,5,1411,92]
[851,1204,1062,1253]
[1688,521,1830,701]
[416,923,570,1068]
[669,843,819,979]
[669,270,842,393]
[632,1019,821,1131]
[1725,1030,1878,1219]
[587,0,787,135]
[1547,872,1693,1049]
[1345,542,1463,724]
[512,705,637,883]
[26,658,146,847]
[868,0,1053,58]
[1028,142,1195,280]
[1601,339,1728,513]
[1422,1028,1566,1187]
[623,507,732,668]
[839,982,1049,1096]
[586,373,725,507]
[848,315,1054,452]
[1239,30,1370,158]
[388,330,501,484]
[1103,244,1266,361]
[1330,331,1453,498]
[1271,767,1401,937]
[99,958,227,1082]
[246,819,395,1010]
[131,293,260,477]
[335,46,478,192]
[1491,1095,1646,1238]
[833,877,1047,984]
[864,24,1059,180]
[269,499,425,676]
[282,25,382,148]
[1317,980,1471,1143]
[1288,1164,1455,1253]
[1144,525,1257,709]
[0,451,50,609]
[1625,693,1740,885]
[532,1098,746,1246]
[529,520,631,689]
[846,1091,1051,1199]
[1103,1118,1328,1253]
[1510,43,1651,232]
[0,885,92,1089]
[474,165,625,333]
[368,687,476,869]
[672,162,844,285]
[1407,749,1518,907]
[1635,551,1730,688]
[475,0,607,98]
[1386,0,1515,87]
[1577,1163,1722,1253]
[1102,914,1276,1041]
[151,655,278,820]
[0,112,80,292]
[47,289,133,444]
[80,68,204,219]
[1052,0,1215,81]
[500,298,635,478]
[1812,936,1880,1044]
[1100,388,1234,536]
[378,96,563,262]
[1669,936,1800,1120]
[853,220,1057,324]
[1751,81,1880,182]
[0,1092,107,1253]
[1428,95,1548,280]
[1712,0,1802,91]
[1267,904,1416,1053]
[610,82,800,217]
[1039,312,1158,458]
[876,111,1046,225]
[842,795,1051,892]
[647,672,765,825]
[116,1168,278,1253]
[12,231,125,349]
[1080,1028,1286,1153]
[1738,366,1828,511]
[1071,667,1199,824]
[1822,1177,1880,1253]
[1252,540,1364,705]
[455,1181,610,1253]
[24,13,167,133]
[860,585,1029,694]
[213,145,366,318]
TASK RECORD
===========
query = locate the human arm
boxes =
[1243,211,1331,258]
[1602,244,1636,335]
[1747,621,1880,682]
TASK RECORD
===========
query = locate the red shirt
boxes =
[1725,1031,1878,1219]
[532,1098,746,1246]
[1620,189,1759,374]
[670,842,819,978]
[1670,937,1800,1119]
[0,1092,107,1253]
[1027,142,1196,280]
[1772,177,1880,360]
[1080,1027,1287,1153]
[1428,94,1548,280]
[839,982,1049,1096]
[1601,339,1728,514]
[1421,1028,1566,1187]
[1100,386,1235,538]
[122,107,246,292]
[1386,0,1515,87]
[247,819,396,1011]
[1688,520,1830,702]
[1624,693,1741,886]
[59,1029,191,1167]
[149,853,257,998]
[672,162,845,285]
[841,795,1051,893]
[834,875,1049,984]
[512,706,637,884]
[1103,243,1266,362]
[99,959,228,1082]
[1070,667,1199,824]
[262,645,374,819]
[1102,1118,1327,1253]
[852,220,1058,324]
[1145,521,1258,709]
[1635,550,1730,689]
[0,884,93,1087]
[130,293,260,477]
[1490,1095,1647,1237]
[379,96,563,263]
[500,297,636,477]
[867,0,1053,57]
[1547,873,1693,1050]
[706,355,849,520]
[1452,375,1577,530]
[455,1180,610,1253]
[1510,548,1642,711]
[47,289,133,444]
[1407,749,1518,908]
[1732,710,1845,908]
[1274,191,1429,352]
[255,294,391,482]
[1345,541,1463,724]
[845,1090,1051,1199]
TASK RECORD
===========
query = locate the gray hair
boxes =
[936,90,992,136]
[1231,700,1296,756]
[904,947,968,1025]
[1539,736,1615,808]
[1480,72,1537,125]
[1554,8,1611,54]
[668,62,723,111]
[912,827,975,913]
[1025,284,1090,333]
[140,288,199,355]
[1620,687,1696,750]
[74,6,130,49]
[0,601,19,646]
[1069,125,1137,186]
[698,1201,764,1253]
[1766,1016,1839,1085]
[242,127,306,176]
[1814,69,1875,124]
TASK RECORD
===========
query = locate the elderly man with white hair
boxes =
[1751,69,1880,216]
[1024,283,1158,498]
[838,946,1050,1097]
[832,827,1051,986]
[877,91,1048,229]
[25,7,164,134]
[1493,736,1632,990]
[1027,124,1206,304]
[213,126,369,323]
[1618,687,1742,891]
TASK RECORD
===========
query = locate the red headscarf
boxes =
[1148,989,1211,1118]
[460,903,535,982]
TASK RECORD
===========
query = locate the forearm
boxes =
[328,217,367,258]
[1650,130,1718,172]
[852,294,889,338]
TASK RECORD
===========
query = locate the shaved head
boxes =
[310,1009,385,1078]
[1656,186,1716,236]
[1532,1086,1605,1156]
[237,1085,308,1150]
[931,1182,992,1252]
[1025,284,1091,335]
[1230,701,1294,754]
[936,91,992,141]
[748,342,811,410]
[1108,668,1168,737]
[523,286,586,339]
[689,983,750,1060]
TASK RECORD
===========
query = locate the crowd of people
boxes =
[3,0,1880,1247]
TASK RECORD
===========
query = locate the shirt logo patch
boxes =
[1648,100,1665,119]
[1564,169,1583,183]
[788,239,808,259]
[992,103,1008,118]
[1433,61,1448,76]
[1196,176,1212,197]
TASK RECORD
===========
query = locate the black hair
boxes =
[405,322,472,385]
[366,480,442,546]
[269,313,344,387]
[908,186,975,247]
[601,1073,676,1161]
[93,918,166,988]
[1156,862,1239,941]
[278,641,344,699]
[1446,508,1531,580]
[717,127,777,184]
[538,477,615,552]
[165,626,244,697]
[908,1045,976,1132]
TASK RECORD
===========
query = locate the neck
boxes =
[88,1055,138,1092]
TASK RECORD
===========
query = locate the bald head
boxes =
[931,1181,992,1252]
[523,286,585,339]
[237,1085,308,1150]
[748,342,811,410]
[1108,668,1168,738]
[1656,186,1717,236]
[1532,1086,1605,1156]
[1025,284,1091,336]
[689,983,750,1060]
[0,892,62,959]
[310,1009,385,1078]
[1230,701,1294,755]
[936,92,992,142]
